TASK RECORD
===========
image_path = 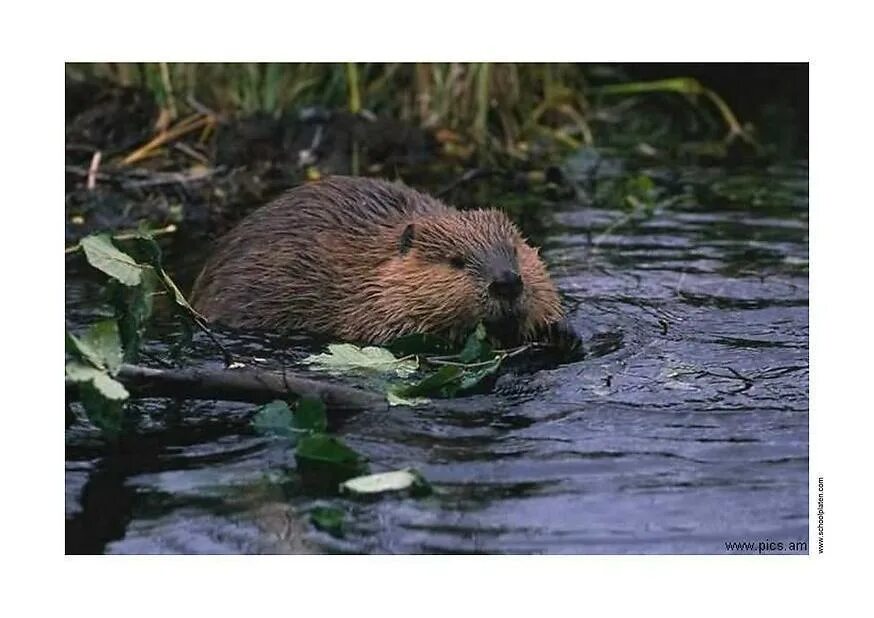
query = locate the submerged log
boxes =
[65,363,386,414]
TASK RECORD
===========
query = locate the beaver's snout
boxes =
[489,269,523,300]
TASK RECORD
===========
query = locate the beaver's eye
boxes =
[449,255,466,269]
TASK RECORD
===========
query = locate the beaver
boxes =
[191,176,569,346]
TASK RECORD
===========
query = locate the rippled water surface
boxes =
[65,156,809,554]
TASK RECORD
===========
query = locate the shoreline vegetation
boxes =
[66,63,761,187]
[66,62,780,250]
[67,62,757,164]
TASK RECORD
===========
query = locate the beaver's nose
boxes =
[489,270,523,300]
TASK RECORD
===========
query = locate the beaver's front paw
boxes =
[541,318,584,360]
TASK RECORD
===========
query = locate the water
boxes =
[65,155,809,554]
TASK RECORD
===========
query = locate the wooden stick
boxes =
[86,151,102,191]
[66,363,387,415]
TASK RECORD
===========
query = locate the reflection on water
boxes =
[65,158,808,554]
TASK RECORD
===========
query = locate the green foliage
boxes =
[66,319,129,436]
[251,398,367,489]
[303,344,418,378]
[295,434,369,488]
[118,231,207,322]
[309,506,346,538]
[457,323,493,363]
[80,234,143,286]
[71,63,603,158]
[389,365,463,400]
[295,397,328,433]
[252,400,300,440]
[252,397,328,440]
[106,271,156,363]
[621,174,658,213]
[593,77,756,147]
[67,231,215,437]
[385,323,503,402]
[77,380,126,437]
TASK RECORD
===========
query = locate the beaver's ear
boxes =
[399,223,415,255]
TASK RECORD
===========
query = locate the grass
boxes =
[66,63,752,159]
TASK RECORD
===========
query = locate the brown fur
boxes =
[191,176,564,344]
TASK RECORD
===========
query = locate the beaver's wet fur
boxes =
[191,176,565,344]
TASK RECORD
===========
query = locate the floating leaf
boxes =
[340,468,431,497]
[252,398,328,439]
[303,344,418,377]
[295,397,327,433]
[296,434,363,467]
[309,506,345,538]
[80,234,142,286]
[252,400,300,440]
[295,434,367,484]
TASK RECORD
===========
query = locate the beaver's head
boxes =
[360,209,565,344]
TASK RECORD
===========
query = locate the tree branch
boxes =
[66,363,386,415]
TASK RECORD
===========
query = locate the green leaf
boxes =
[389,355,503,402]
[121,232,206,321]
[340,468,431,497]
[65,361,105,383]
[252,398,328,439]
[91,372,130,400]
[458,357,502,391]
[295,434,367,483]
[81,320,123,374]
[65,330,104,369]
[309,506,345,538]
[458,323,493,363]
[252,400,300,440]
[295,397,327,433]
[623,174,657,212]
[390,365,463,399]
[80,234,142,286]
[303,344,418,377]
[78,381,125,437]
[107,270,157,363]
[66,362,129,399]
[66,361,129,438]
[296,434,362,467]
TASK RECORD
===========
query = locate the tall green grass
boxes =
[68,63,592,149]
[67,63,752,155]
